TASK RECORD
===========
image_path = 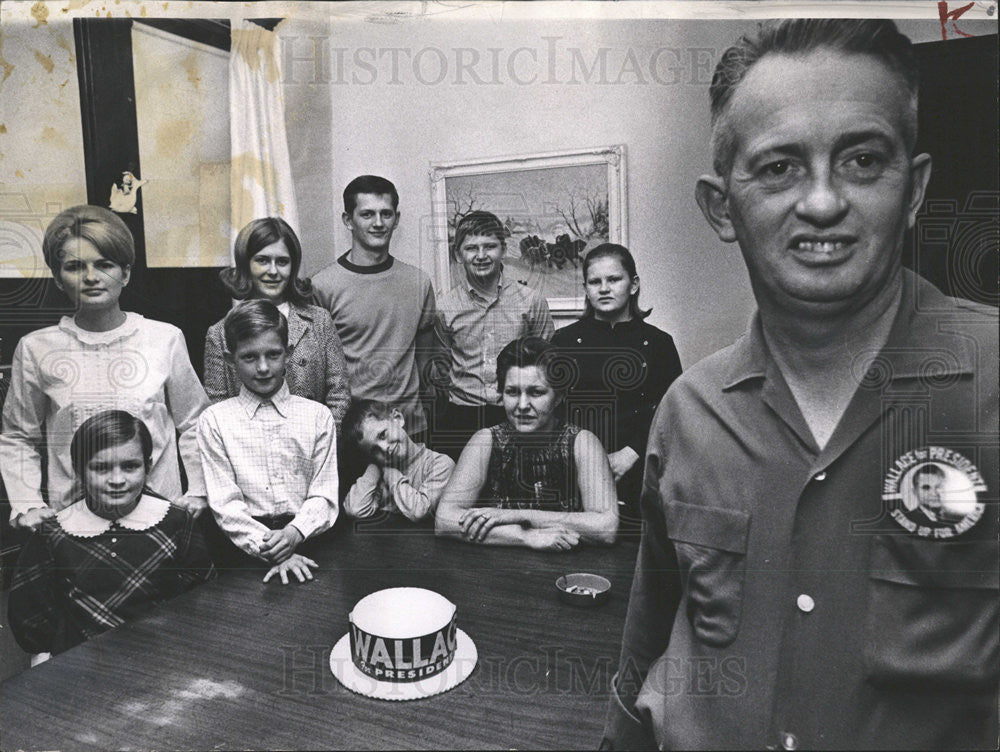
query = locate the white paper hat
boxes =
[330,587,478,701]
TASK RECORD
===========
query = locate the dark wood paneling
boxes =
[70,18,233,377]
[909,34,999,306]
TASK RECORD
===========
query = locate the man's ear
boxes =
[341,211,352,230]
[223,349,235,365]
[390,407,405,426]
[906,153,933,229]
[695,174,738,243]
[121,264,131,288]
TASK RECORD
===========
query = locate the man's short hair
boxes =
[709,19,918,176]
[452,210,507,261]
[341,398,392,452]
[343,175,399,214]
[70,409,153,477]
[222,299,289,353]
[912,462,946,489]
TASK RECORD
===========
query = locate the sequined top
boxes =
[480,421,582,512]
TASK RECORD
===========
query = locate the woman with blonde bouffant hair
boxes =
[0,205,210,530]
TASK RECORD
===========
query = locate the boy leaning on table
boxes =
[197,300,339,585]
[341,398,455,521]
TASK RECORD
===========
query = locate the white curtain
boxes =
[229,20,299,243]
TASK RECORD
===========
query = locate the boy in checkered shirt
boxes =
[197,300,339,585]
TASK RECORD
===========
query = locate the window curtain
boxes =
[229,19,299,243]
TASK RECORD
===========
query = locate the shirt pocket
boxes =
[664,500,751,648]
[865,535,999,690]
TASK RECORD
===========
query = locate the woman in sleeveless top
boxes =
[436,337,618,550]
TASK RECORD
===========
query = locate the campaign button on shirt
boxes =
[883,447,987,539]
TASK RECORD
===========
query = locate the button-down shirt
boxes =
[435,274,554,406]
[8,493,215,655]
[343,443,455,521]
[604,271,998,750]
[197,382,339,559]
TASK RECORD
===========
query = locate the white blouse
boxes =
[0,313,209,520]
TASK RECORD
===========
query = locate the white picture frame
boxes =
[430,145,628,316]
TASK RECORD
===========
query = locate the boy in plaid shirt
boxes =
[197,300,339,584]
[8,410,215,658]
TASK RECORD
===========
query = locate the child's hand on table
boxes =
[263,554,318,585]
[259,525,304,563]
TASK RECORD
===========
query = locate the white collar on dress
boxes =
[57,312,143,346]
[57,494,171,538]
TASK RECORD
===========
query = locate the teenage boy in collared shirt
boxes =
[603,18,998,751]
[434,210,554,460]
[197,300,339,585]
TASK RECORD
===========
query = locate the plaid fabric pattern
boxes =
[8,498,216,655]
[197,382,339,558]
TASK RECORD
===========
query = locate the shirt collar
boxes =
[582,314,641,331]
[57,311,143,346]
[57,494,171,538]
[337,251,394,274]
[722,269,977,391]
[465,268,508,301]
[238,381,292,417]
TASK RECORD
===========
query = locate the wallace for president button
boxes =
[882,447,987,538]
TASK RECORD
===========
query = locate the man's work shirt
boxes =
[605,270,998,750]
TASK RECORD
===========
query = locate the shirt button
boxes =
[781,732,799,750]
[797,594,815,613]
[814,471,827,481]
[110,552,117,558]
[643,340,649,346]
[111,537,118,543]
[576,338,582,344]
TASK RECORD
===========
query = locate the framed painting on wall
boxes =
[430,145,627,316]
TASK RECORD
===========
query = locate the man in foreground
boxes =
[604,18,998,750]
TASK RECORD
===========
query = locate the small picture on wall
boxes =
[430,146,627,315]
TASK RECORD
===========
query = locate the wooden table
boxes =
[1,517,640,750]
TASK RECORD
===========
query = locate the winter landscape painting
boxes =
[431,146,627,315]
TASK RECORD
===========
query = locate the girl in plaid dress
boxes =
[8,411,215,658]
